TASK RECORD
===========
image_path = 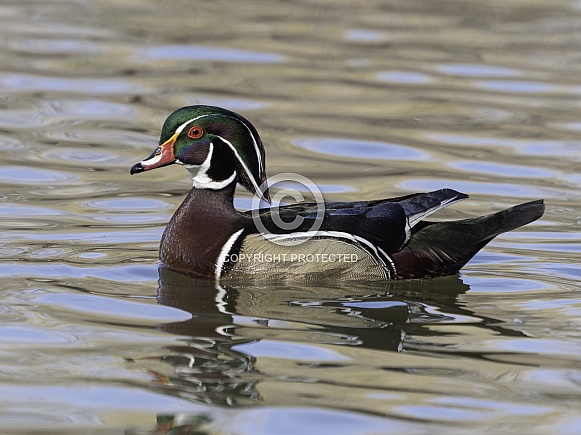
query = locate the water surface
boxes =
[0,0,580,433]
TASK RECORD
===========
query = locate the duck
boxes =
[130,105,544,281]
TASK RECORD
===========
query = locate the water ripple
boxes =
[424,133,581,159]
[0,326,74,345]
[83,197,173,211]
[436,63,521,78]
[137,45,286,63]
[37,293,191,325]
[376,70,434,84]
[0,166,77,184]
[294,138,430,161]
[232,340,352,361]
[8,37,103,54]
[398,178,552,199]
[0,73,144,94]
[448,161,558,179]
[41,149,122,165]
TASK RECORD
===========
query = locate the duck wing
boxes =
[247,188,468,252]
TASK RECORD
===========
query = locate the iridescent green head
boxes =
[130,105,270,202]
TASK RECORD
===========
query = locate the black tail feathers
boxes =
[392,200,544,279]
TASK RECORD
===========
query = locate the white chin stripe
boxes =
[193,171,236,190]
[188,141,236,190]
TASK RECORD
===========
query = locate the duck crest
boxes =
[165,105,269,201]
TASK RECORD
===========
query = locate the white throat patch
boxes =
[188,142,236,190]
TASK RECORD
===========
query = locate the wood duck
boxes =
[130,105,544,281]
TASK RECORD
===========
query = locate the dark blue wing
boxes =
[244,188,467,253]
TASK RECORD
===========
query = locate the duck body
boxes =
[131,105,544,281]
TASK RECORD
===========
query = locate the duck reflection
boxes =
[156,266,470,350]
[145,267,520,432]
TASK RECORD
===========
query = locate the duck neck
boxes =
[160,181,243,278]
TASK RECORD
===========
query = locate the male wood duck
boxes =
[130,105,544,281]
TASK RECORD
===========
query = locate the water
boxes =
[1,0,580,433]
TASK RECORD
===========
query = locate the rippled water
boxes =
[1,0,580,433]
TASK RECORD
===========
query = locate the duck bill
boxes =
[130,133,177,174]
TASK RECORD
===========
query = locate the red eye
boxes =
[187,126,204,139]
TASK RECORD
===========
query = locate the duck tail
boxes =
[391,200,544,279]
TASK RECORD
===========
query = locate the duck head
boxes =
[130,105,270,202]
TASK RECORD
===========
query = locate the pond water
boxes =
[1,0,580,433]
